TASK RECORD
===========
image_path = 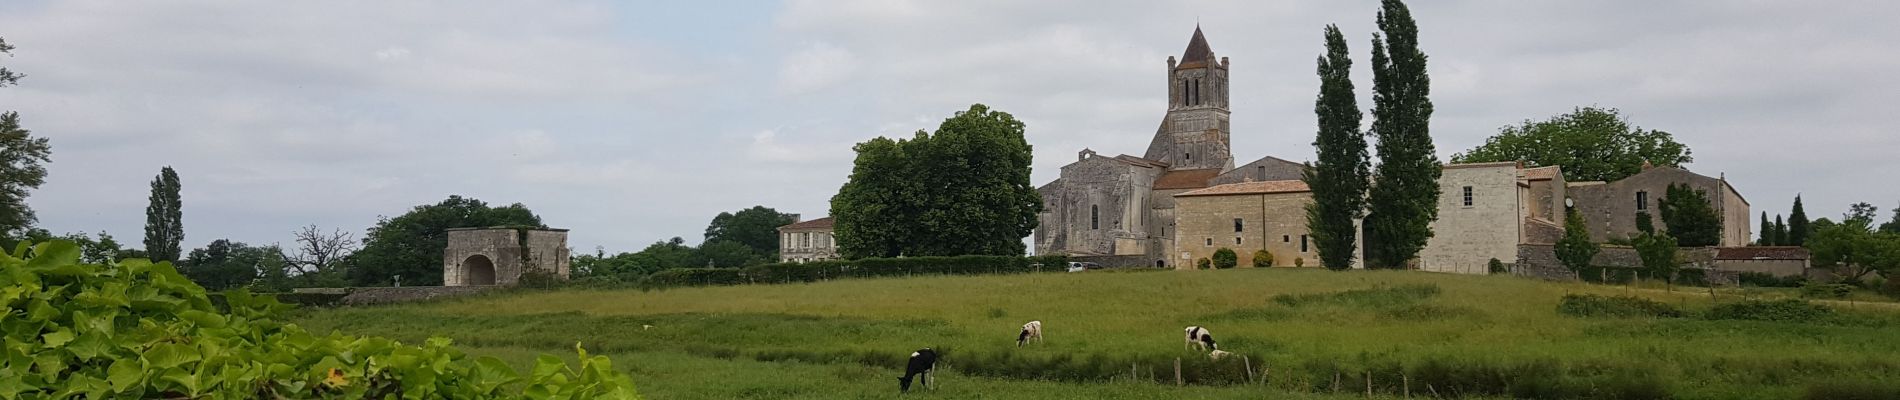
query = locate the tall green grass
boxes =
[296,268,1900,399]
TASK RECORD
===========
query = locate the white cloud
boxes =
[775,42,859,95]
[374,46,412,61]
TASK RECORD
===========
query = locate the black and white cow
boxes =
[899,348,938,393]
[1017,320,1043,347]
[1184,326,1217,352]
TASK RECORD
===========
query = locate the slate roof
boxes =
[1174,180,1311,197]
[1175,26,1215,69]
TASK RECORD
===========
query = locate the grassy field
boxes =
[294,268,1900,399]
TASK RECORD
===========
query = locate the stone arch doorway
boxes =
[463,255,496,286]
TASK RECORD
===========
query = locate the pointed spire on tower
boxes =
[1180,25,1214,65]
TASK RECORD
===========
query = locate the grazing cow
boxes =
[1184,326,1218,352]
[1208,349,1233,360]
[899,348,939,393]
[1017,320,1043,347]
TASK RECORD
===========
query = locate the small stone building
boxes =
[778,216,839,263]
[442,227,571,286]
[1418,163,1569,274]
[1171,180,1341,268]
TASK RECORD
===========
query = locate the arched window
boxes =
[1190,79,1199,105]
[1090,205,1100,230]
[1181,80,1189,106]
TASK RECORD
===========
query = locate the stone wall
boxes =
[443,227,569,287]
[1070,255,1159,268]
[1037,154,1162,256]
[1516,244,1734,282]
[1208,156,1305,186]
[339,286,496,306]
[1419,163,1521,274]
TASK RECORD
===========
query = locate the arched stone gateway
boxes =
[462,255,496,286]
[442,227,571,287]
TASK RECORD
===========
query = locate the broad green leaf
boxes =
[39,329,73,348]
[24,241,80,270]
[107,358,143,393]
[178,310,227,329]
[145,343,200,370]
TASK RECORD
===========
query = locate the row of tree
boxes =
[1304,0,1441,270]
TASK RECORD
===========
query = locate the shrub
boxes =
[1882,278,1900,300]
[1211,248,1238,269]
[1487,258,1508,274]
[1196,258,1212,270]
[642,268,745,289]
[1556,294,1684,318]
[1294,257,1305,268]
[1739,272,1807,288]
[2,240,640,398]
[1801,282,1855,299]
[1274,284,1441,308]
[515,268,564,289]
[1707,299,1833,322]
[1251,249,1273,267]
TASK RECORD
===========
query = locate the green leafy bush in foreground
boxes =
[1707,299,1833,322]
[0,240,641,399]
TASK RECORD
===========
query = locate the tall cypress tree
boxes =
[1758,212,1773,245]
[1304,24,1369,271]
[1763,214,1778,244]
[143,166,183,262]
[1363,0,1440,269]
[1788,195,1810,246]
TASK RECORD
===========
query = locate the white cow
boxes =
[1017,320,1043,347]
[1184,326,1218,352]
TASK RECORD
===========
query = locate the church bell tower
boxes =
[1145,26,1234,171]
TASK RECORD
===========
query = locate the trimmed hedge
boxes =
[641,255,1071,289]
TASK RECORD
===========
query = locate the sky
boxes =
[1,0,1896,254]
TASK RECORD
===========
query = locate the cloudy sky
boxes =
[2,0,1895,254]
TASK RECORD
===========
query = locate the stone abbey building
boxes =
[1034,27,1756,272]
[1035,27,1307,267]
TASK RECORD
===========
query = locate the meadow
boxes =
[294,268,1900,399]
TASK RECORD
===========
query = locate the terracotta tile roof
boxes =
[1442,161,1518,170]
[779,217,834,231]
[1715,246,1810,261]
[1174,180,1310,197]
[1521,166,1561,181]
[1152,168,1221,190]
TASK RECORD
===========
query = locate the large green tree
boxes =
[1304,24,1370,272]
[143,166,183,262]
[1788,195,1811,246]
[1658,183,1722,247]
[832,104,1040,258]
[1633,213,1679,283]
[346,195,542,286]
[1773,215,1788,246]
[178,239,271,291]
[1363,0,1441,269]
[1451,107,1692,182]
[703,206,797,259]
[1808,204,1900,283]
[0,37,51,238]
[1555,207,1599,274]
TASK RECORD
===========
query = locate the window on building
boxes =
[1205,238,1212,246]
[1636,191,1649,211]
[1235,237,1242,245]
[1463,186,1474,207]
[1184,152,1192,161]
[1300,235,1309,253]
[1283,235,1290,243]
[1257,165,1267,180]
[802,233,811,248]
[1090,205,1100,230]
[1234,218,1244,232]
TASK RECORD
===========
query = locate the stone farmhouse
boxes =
[777,216,839,263]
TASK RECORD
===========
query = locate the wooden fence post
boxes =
[1403,372,1410,398]
[1365,371,1372,398]
[1244,356,1254,384]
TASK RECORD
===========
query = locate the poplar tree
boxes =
[1758,212,1774,245]
[1773,215,1788,246]
[1788,195,1811,246]
[143,166,183,262]
[1304,24,1369,271]
[1363,0,1441,269]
